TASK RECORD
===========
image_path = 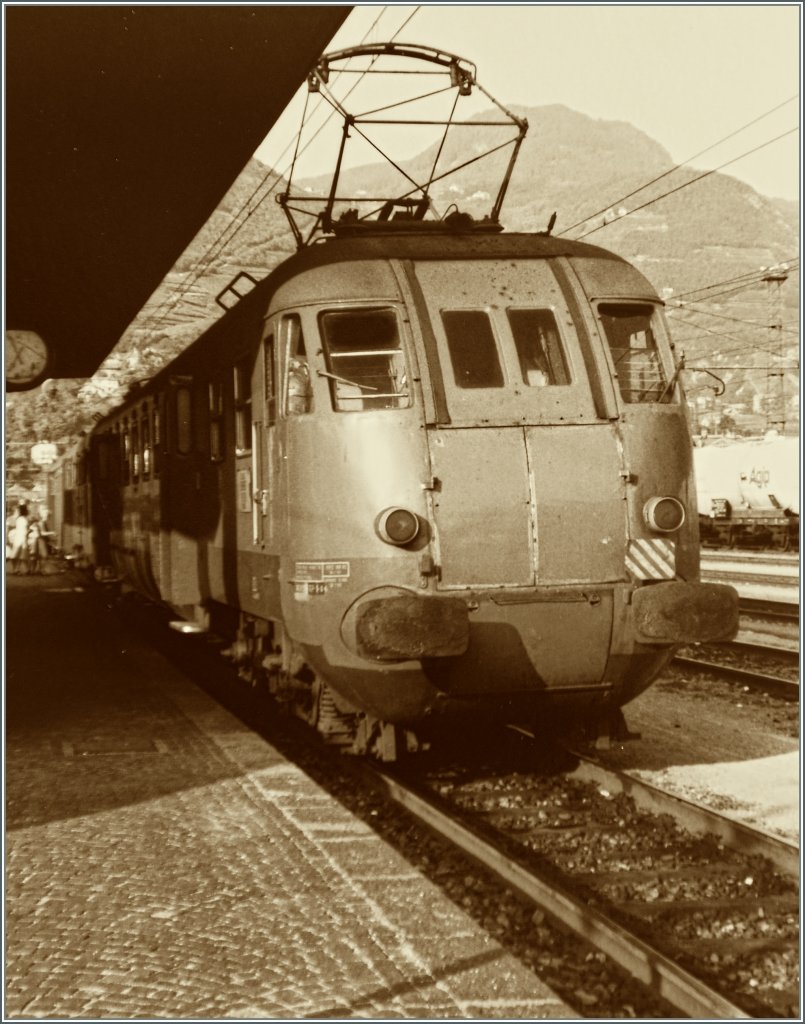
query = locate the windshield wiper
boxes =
[317,370,379,392]
[657,354,685,403]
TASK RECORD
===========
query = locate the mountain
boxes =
[300,103,797,297]
[6,104,799,490]
[86,104,804,383]
[291,103,799,436]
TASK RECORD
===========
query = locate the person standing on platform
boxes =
[9,504,30,574]
[27,517,47,574]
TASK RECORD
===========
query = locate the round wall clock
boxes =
[5,331,50,388]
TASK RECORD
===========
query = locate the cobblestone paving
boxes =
[6,575,573,1019]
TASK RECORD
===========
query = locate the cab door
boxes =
[406,257,625,590]
[250,336,270,549]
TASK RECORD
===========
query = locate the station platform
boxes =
[5,570,573,1019]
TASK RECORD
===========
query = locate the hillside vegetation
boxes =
[6,104,799,496]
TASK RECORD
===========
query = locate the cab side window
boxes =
[283,314,312,416]
[264,334,277,425]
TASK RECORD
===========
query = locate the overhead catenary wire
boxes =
[672,258,799,300]
[667,312,766,351]
[667,320,798,366]
[667,301,800,339]
[184,4,422,269]
[573,127,798,240]
[686,365,799,371]
[133,10,389,334]
[557,93,798,238]
[675,281,787,307]
[132,6,422,347]
[673,274,800,308]
[116,12,797,393]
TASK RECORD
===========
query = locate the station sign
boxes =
[30,442,58,466]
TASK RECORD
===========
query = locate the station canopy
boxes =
[5,6,350,386]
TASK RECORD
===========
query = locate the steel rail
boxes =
[673,654,799,700]
[701,550,799,567]
[705,577,800,606]
[372,767,751,1019]
[569,757,799,879]
[704,568,798,586]
[727,637,799,662]
[739,597,799,618]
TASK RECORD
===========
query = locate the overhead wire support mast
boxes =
[762,267,789,433]
[277,42,528,248]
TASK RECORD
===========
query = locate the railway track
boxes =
[701,551,799,607]
[702,551,800,569]
[673,630,799,700]
[729,637,799,662]
[101,586,798,1018]
[740,594,798,614]
[375,744,799,1018]
[739,597,799,634]
[672,654,798,700]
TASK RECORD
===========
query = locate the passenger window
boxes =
[153,399,161,477]
[441,310,504,389]
[283,314,312,416]
[319,308,409,411]
[599,303,668,403]
[507,309,570,386]
[132,419,140,481]
[97,436,109,481]
[234,360,252,453]
[141,411,151,480]
[176,387,193,454]
[121,418,131,484]
[209,382,223,461]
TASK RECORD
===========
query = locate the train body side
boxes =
[86,234,738,738]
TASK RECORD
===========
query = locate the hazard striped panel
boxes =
[626,538,676,580]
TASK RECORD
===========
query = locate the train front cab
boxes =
[256,238,738,746]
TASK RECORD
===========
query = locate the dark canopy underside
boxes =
[5,5,350,384]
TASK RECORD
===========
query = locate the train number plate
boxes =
[291,561,350,600]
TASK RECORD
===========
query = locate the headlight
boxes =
[376,507,420,546]
[644,496,686,533]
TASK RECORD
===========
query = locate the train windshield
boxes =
[598,303,670,403]
[441,310,504,388]
[319,307,410,411]
[507,309,571,386]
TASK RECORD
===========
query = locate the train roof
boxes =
[275,229,627,276]
[107,229,644,417]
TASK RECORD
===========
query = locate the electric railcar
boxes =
[56,228,739,758]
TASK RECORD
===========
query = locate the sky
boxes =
[256,3,801,202]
